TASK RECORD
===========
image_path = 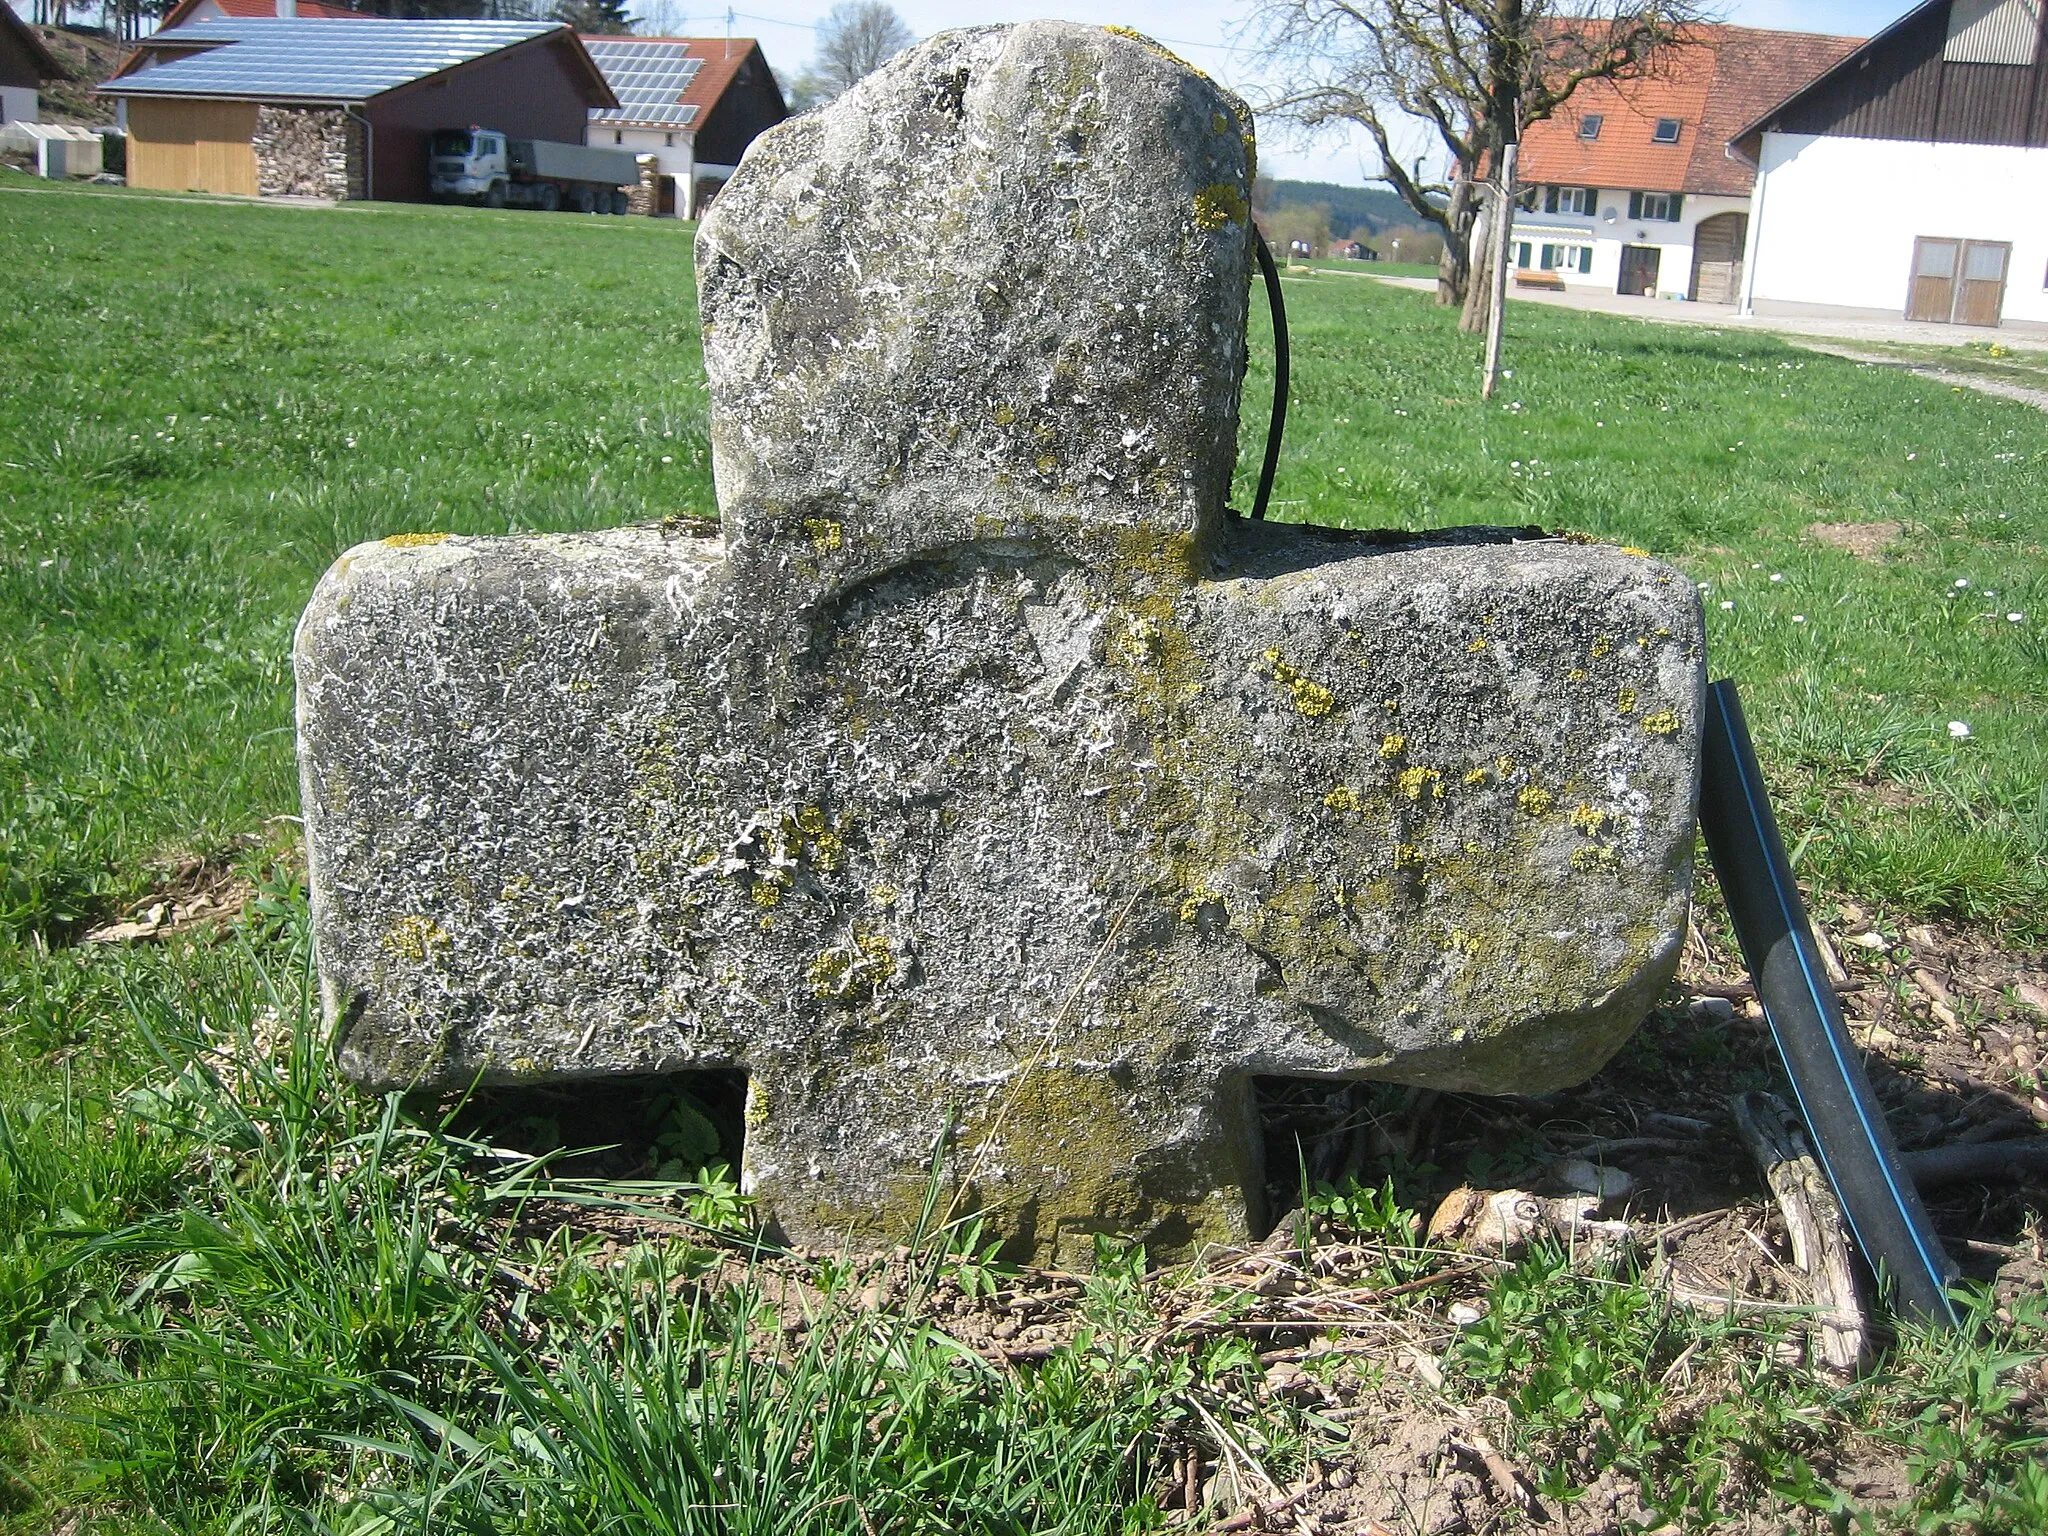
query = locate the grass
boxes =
[1,177,2044,1531]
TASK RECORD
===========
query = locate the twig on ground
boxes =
[1450,1431,1550,1522]
[1730,1091,1871,1375]
[1204,1482,1315,1534]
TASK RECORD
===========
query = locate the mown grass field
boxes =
[1,175,2044,1533]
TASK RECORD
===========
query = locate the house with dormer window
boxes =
[1510,24,1859,301]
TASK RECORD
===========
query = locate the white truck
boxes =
[428,129,638,214]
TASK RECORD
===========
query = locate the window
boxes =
[1555,185,1595,215]
[1578,114,1603,140]
[1517,184,1541,211]
[1630,190,1684,222]
[1652,118,1682,143]
[1515,241,1532,269]
[614,129,625,145]
[665,132,676,147]
[1946,0,2040,65]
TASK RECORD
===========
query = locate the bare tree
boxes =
[1249,0,1714,333]
[795,1,914,107]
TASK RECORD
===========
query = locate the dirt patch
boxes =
[80,851,260,944]
[1808,520,1902,559]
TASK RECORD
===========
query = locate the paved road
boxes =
[1346,270,2048,411]
[1355,270,2048,354]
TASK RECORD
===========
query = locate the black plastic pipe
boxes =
[1248,229,1288,522]
[1698,679,1961,1328]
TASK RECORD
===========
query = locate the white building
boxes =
[1511,24,1859,303]
[1734,0,2048,328]
[580,35,785,219]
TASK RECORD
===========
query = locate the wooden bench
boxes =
[1513,269,1567,290]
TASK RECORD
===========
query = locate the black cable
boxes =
[1698,679,1960,1329]
[1248,227,1288,522]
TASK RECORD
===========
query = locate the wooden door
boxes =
[126,99,258,196]
[1689,212,1747,305]
[1618,244,1661,297]
[1908,238,1960,322]
[1956,240,2010,326]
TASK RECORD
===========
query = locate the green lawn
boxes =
[2,178,2044,1532]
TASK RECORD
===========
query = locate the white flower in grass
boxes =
[2009,612,2026,623]
[1792,615,1806,623]
[1948,721,1972,740]
[1720,600,1735,610]
[1955,579,1970,589]
[1770,572,1784,582]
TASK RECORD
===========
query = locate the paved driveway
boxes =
[1352,270,2048,353]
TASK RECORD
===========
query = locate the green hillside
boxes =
[1263,178,1430,234]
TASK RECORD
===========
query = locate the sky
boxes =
[10,0,1915,184]
[664,0,1914,185]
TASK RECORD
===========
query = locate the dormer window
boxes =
[1578,114,1603,140]
[1653,118,1682,143]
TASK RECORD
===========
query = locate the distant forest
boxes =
[1261,180,1421,236]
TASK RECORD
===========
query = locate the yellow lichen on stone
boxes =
[1463,767,1489,786]
[808,929,895,1001]
[1641,710,1681,736]
[1619,545,1651,557]
[1517,785,1555,817]
[1394,843,1426,870]
[1259,649,1336,717]
[1192,182,1249,231]
[382,914,450,962]
[1395,765,1442,802]
[1466,638,1488,653]
[803,518,844,554]
[1571,844,1619,870]
[381,532,449,549]
[1567,668,1588,681]
[1590,638,1612,660]
[1379,733,1407,761]
[1569,803,1611,835]
[1616,686,1638,714]
[1323,784,1362,813]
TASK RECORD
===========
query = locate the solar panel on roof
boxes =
[585,38,701,126]
[107,19,565,104]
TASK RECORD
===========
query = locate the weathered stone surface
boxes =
[296,22,1703,1265]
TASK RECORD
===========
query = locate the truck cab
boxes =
[428,128,506,203]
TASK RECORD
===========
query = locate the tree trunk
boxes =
[1436,174,1478,308]
[1460,199,1494,334]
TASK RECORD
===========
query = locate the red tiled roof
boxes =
[158,0,365,25]
[1519,24,1862,197]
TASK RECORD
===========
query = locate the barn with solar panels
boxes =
[99,18,614,202]
[581,35,785,217]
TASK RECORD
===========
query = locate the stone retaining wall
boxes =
[253,106,361,201]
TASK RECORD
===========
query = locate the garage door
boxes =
[127,98,259,197]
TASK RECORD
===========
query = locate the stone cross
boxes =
[295,22,1703,1265]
